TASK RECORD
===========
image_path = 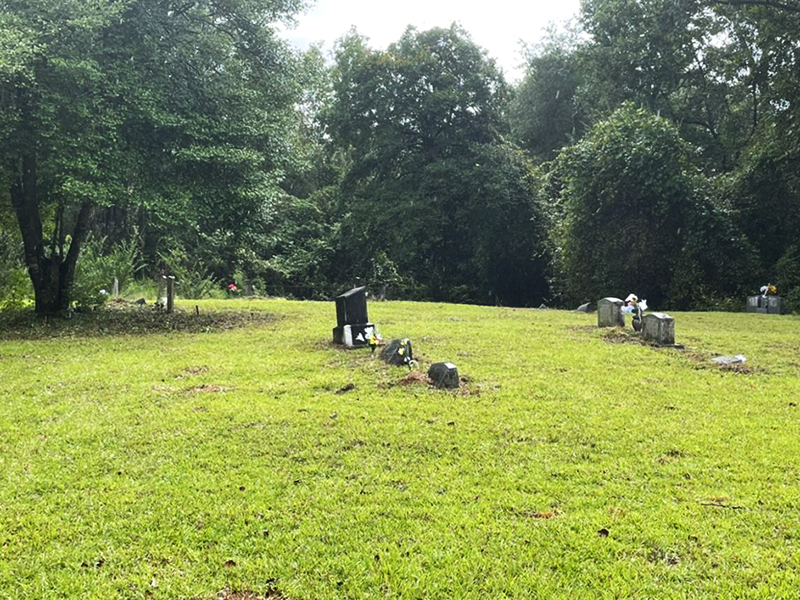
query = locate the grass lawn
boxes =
[1,299,799,599]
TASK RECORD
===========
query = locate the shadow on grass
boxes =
[0,299,276,340]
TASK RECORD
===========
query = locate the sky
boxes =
[280,0,582,82]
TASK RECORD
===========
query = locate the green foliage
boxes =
[0,0,305,312]
[231,190,339,299]
[105,234,145,292]
[0,242,30,310]
[0,205,31,309]
[727,129,800,272]
[555,104,752,308]
[775,246,800,313]
[510,25,588,162]
[158,247,217,300]
[328,26,551,305]
[71,235,145,310]
[72,237,113,311]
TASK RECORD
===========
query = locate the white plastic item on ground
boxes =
[711,354,746,365]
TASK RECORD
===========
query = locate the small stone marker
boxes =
[575,302,596,313]
[332,286,376,347]
[112,277,119,297]
[428,362,459,389]
[157,276,166,307]
[597,297,624,328]
[380,338,414,366]
[642,312,675,345]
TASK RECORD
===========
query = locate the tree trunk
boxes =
[10,153,94,314]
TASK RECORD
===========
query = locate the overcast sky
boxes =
[280,0,582,82]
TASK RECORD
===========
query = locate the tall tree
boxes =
[510,26,589,162]
[555,104,754,307]
[328,26,551,305]
[0,0,302,313]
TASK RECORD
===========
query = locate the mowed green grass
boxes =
[1,299,799,599]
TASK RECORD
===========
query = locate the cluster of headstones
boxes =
[597,297,675,346]
[332,287,460,389]
[746,295,782,314]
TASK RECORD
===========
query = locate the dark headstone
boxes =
[333,323,375,347]
[332,286,374,347]
[576,302,596,313]
[335,287,369,327]
[380,338,413,366]
[428,362,459,389]
[135,298,146,306]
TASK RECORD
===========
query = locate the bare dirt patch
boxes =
[396,370,433,386]
[717,362,757,374]
[180,365,210,377]
[0,301,275,340]
[187,384,235,393]
[197,588,290,600]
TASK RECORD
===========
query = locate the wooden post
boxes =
[167,276,175,314]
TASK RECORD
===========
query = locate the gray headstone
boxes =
[642,312,675,345]
[597,297,624,328]
[747,295,782,314]
[747,295,766,313]
[380,338,413,366]
[576,302,596,313]
[428,362,459,389]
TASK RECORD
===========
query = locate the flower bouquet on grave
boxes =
[759,284,777,297]
[622,294,648,332]
[366,326,383,355]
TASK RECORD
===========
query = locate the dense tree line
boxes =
[1,0,798,313]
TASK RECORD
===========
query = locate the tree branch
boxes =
[709,0,800,13]
[10,153,44,285]
[58,201,94,311]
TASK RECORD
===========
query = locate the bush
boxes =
[0,229,31,309]
[72,236,146,310]
[775,246,800,314]
[158,247,217,300]
[72,238,113,310]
